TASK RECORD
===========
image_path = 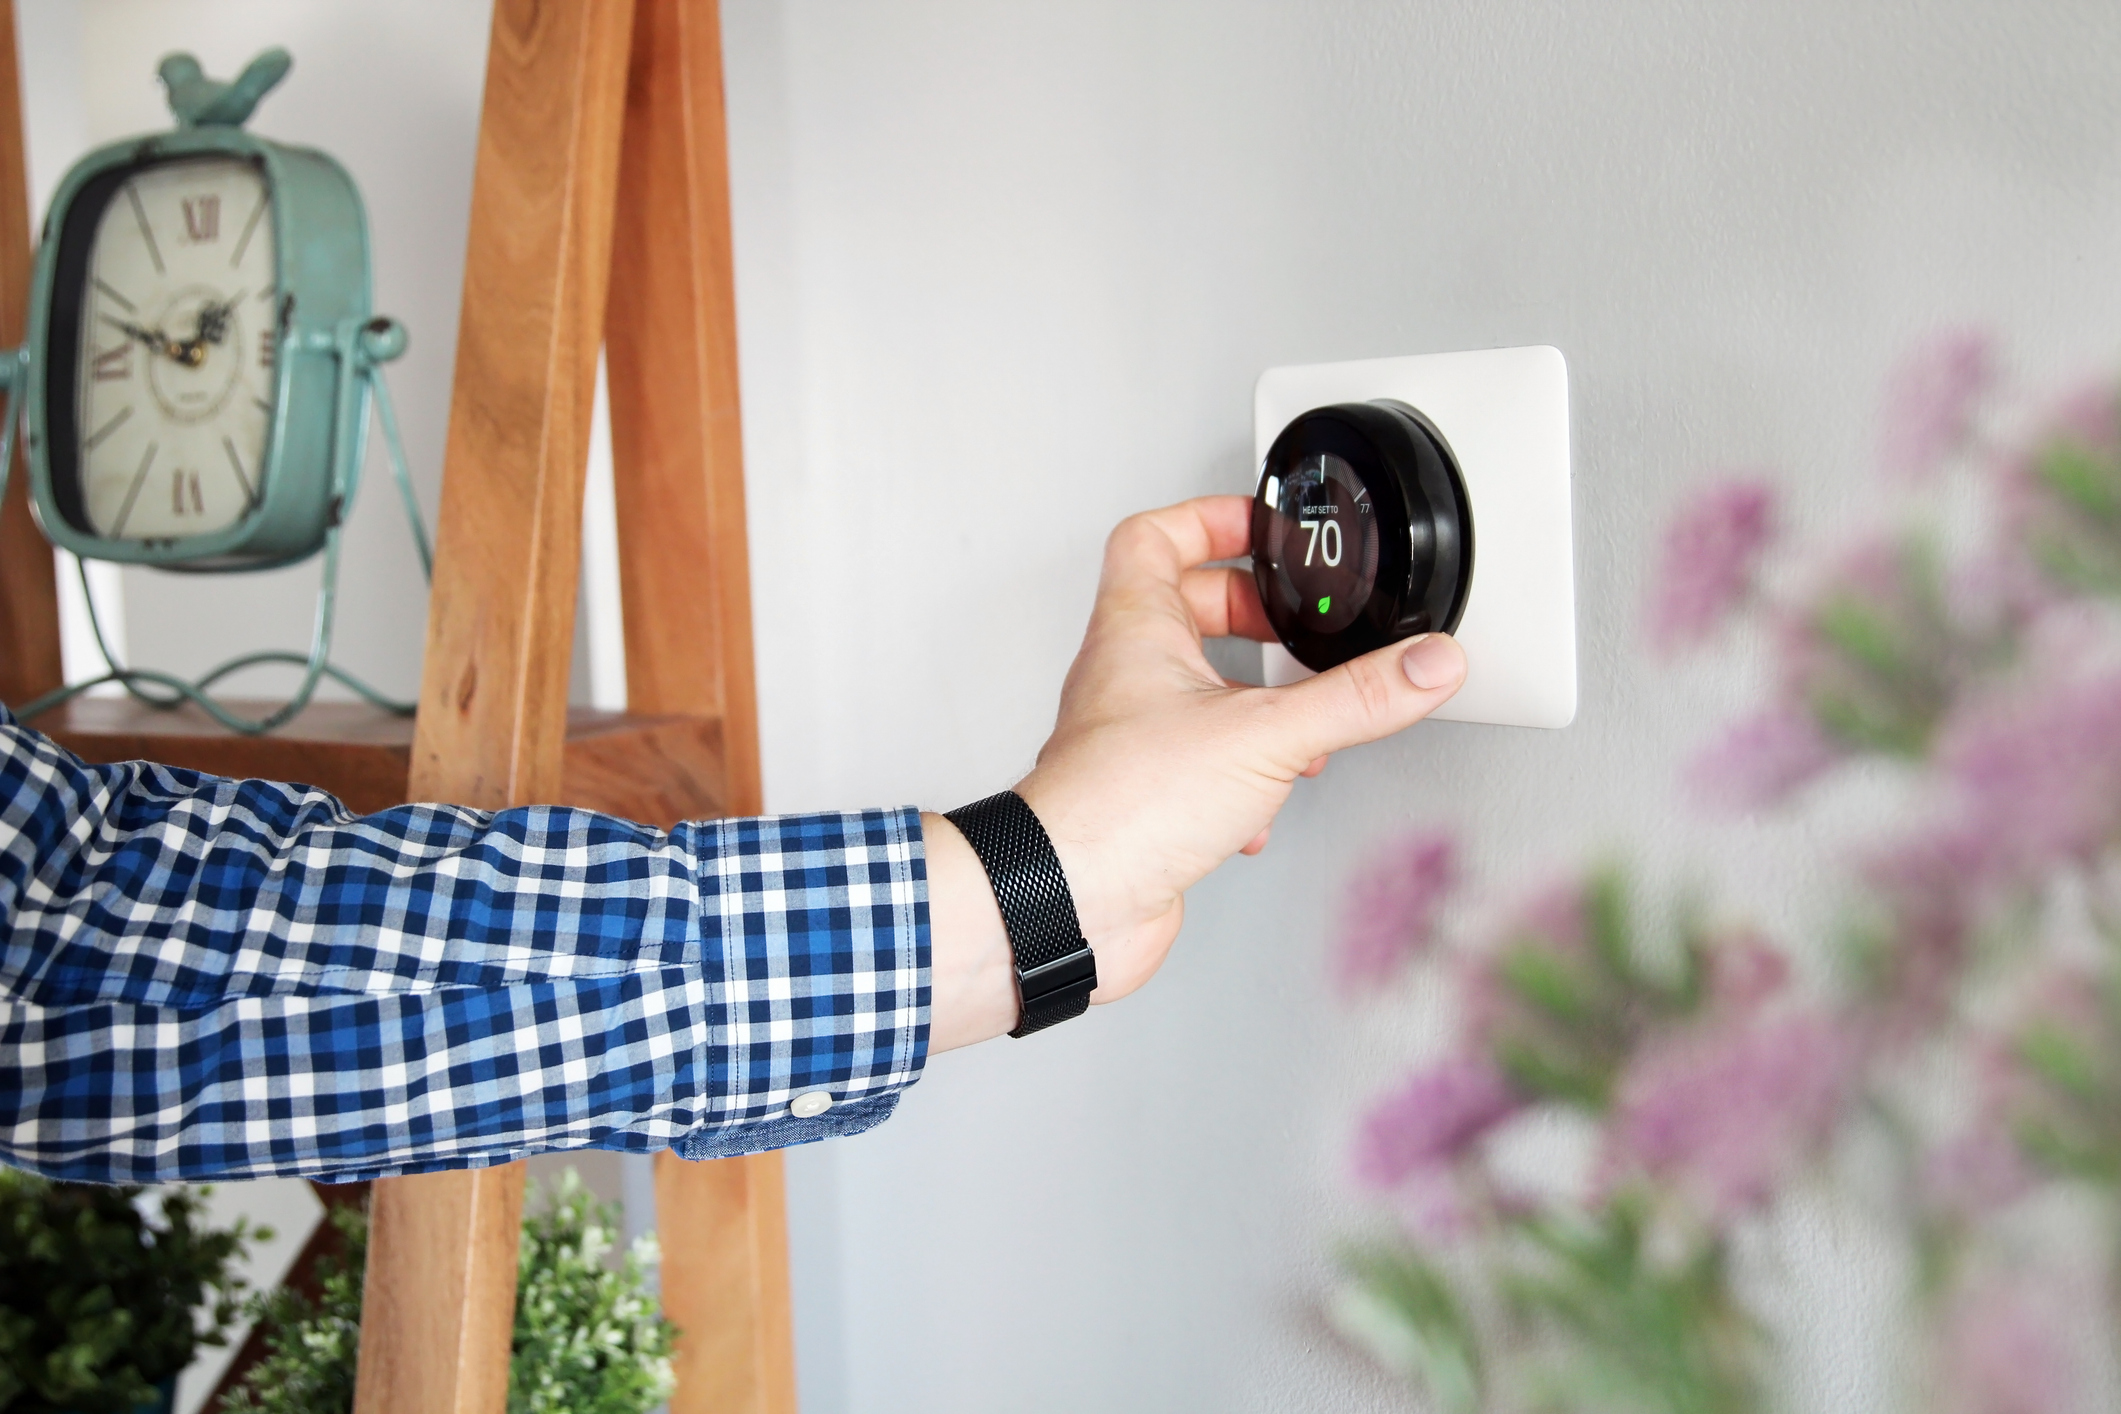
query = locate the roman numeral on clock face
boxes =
[170,466,204,515]
[183,194,219,243]
[91,342,131,382]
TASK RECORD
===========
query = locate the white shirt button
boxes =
[790,1091,834,1119]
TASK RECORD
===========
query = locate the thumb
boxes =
[1270,633,1467,763]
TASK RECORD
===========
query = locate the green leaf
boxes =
[1495,1039,1611,1108]
[2037,442,2121,517]
[1584,871,1634,986]
[1500,949,1593,1024]
[2017,1024,2104,1102]
[2012,1112,2119,1183]
[1813,598,1906,680]
[1500,1202,1765,1414]
[1333,1246,1481,1414]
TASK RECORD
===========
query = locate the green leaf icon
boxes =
[1317,596,1331,614]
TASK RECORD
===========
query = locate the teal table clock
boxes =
[0,48,430,734]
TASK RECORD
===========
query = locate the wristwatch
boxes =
[943,790,1098,1037]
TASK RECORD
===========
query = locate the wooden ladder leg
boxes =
[605,4,793,1412]
[654,1146,795,1414]
[606,0,760,802]
[351,3,636,1413]
[0,0,62,707]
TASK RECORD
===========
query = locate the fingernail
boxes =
[1402,634,1465,691]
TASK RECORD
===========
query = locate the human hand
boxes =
[927,494,1466,1048]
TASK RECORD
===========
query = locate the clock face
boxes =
[72,156,276,541]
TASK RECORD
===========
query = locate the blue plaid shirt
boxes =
[0,705,931,1184]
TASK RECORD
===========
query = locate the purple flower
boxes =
[1354,1056,1522,1193]
[1939,669,2121,875]
[1610,1010,1858,1216]
[2035,380,2121,451]
[1647,480,1777,656]
[1686,708,1841,812]
[1919,1122,2032,1222]
[1337,831,1458,992]
[1492,877,1591,956]
[1706,931,1792,1014]
[1938,1276,2079,1414]
[1858,832,1987,1031]
[1880,329,1995,481]
[1383,1169,1482,1241]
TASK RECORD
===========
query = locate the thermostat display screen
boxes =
[1260,453,1379,634]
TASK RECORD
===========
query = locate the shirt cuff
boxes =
[666,806,932,1160]
[674,1091,907,1159]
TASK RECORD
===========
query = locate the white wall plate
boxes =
[1253,346,1576,729]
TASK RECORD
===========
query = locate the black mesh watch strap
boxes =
[943,790,1098,1037]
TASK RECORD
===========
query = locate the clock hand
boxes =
[101,313,191,365]
[192,298,234,348]
[167,298,238,369]
[103,314,174,355]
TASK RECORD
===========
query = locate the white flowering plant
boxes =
[1333,334,2121,1414]
[508,1172,674,1414]
[227,1171,673,1414]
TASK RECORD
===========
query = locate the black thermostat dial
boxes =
[1250,400,1473,673]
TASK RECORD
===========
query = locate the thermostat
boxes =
[1252,399,1472,671]
[1252,346,1576,729]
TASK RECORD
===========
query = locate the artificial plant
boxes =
[0,1170,260,1414]
[1334,332,2121,1413]
[224,1170,674,1414]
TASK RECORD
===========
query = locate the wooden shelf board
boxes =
[31,697,726,827]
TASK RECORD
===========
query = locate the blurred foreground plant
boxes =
[225,1171,673,1414]
[219,1206,364,1414]
[508,1171,674,1414]
[1335,333,2121,1413]
[0,1172,260,1414]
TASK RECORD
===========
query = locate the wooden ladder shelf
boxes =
[0,3,795,1412]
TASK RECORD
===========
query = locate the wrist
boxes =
[922,812,1020,1051]
[1011,763,1189,1007]
[1009,768,1122,953]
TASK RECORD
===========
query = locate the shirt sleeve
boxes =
[0,706,931,1183]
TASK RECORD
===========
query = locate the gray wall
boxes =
[25,3,2121,1412]
[731,4,2121,1412]
[729,5,2121,1407]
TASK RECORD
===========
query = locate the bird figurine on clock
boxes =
[0,47,430,733]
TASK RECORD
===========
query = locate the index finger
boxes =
[1101,495,1253,591]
